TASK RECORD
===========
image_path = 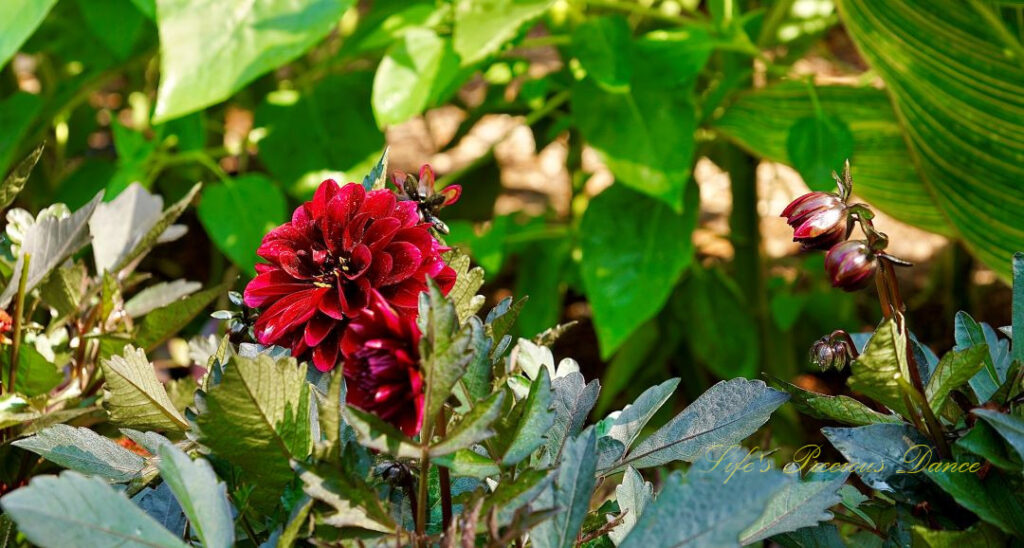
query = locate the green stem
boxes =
[757,0,796,47]
[436,409,453,532]
[586,0,702,24]
[517,35,572,49]
[416,445,430,545]
[7,254,31,395]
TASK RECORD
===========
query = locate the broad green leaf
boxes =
[513,236,570,337]
[973,409,1024,471]
[1,343,63,397]
[0,472,189,548]
[433,449,500,479]
[672,265,759,378]
[111,183,199,273]
[608,467,652,545]
[124,280,201,318]
[541,372,600,466]
[479,468,554,526]
[580,182,698,357]
[255,73,383,197]
[595,322,661,415]
[955,312,1011,403]
[498,368,555,465]
[90,183,188,274]
[786,115,854,190]
[926,468,1024,537]
[532,428,598,548]
[156,444,234,548]
[372,28,464,126]
[572,16,632,92]
[0,142,43,210]
[769,378,903,426]
[452,0,553,65]
[0,192,103,307]
[618,450,787,548]
[430,391,505,457]
[194,354,312,513]
[822,424,929,492]
[836,0,1024,279]
[100,346,188,431]
[341,405,420,459]
[956,420,1021,472]
[129,0,156,19]
[631,27,712,90]
[740,471,848,544]
[197,174,287,272]
[12,424,146,482]
[38,263,87,318]
[573,80,696,210]
[912,522,1007,548]
[295,463,394,532]
[603,378,680,451]
[0,1,59,70]
[153,0,353,122]
[848,319,912,418]
[134,283,224,352]
[712,82,949,233]
[106,123,159,196]
[924,345,989,414]
[608,379,788,471]
[75,0,145,60]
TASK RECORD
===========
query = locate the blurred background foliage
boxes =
[2,0,1023,433]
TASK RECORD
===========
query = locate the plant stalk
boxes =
[436,409,453,532]
[7,254,31,395]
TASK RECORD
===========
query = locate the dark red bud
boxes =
[825,240,876,291]
[781,192,848,251]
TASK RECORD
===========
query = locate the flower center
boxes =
[312,249,352,287]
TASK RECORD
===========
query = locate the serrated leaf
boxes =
[90,183,185,274]
[1,192,103,307]
[124,279,201,318]
[452,0,553,65]
[430,391,505,457]
[848,319,912,418]
[295,463,393,532]
[342,405,420,459]
[0,143,43,210]
[445,251,486,322]
[822,424,929,492]
[37,263,86,318]
[499,367,555,465]
[603,378,680,450]
[418,280,482,429]
[740,471,848,544]
[533,428,598,548]
[12,424,146,482]
[0,472,189,548]
[925,345,989,414]
[608,466,651,545]
[156,444,234,548]
[112,183,199,273]
[362,147,390,191]
[134,283,224,352]
[194,354,312,514]
[433,449,500,479]
[541,372,600,466]
[607,378,787,471]
[955,312,1011,403]
[101,346,188,431]
[972,409,1024,472]
[768,377,903,426]
[480,468,554,526]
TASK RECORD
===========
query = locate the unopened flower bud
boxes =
[825,241,876,291]
[810,332,855,372]
[781,192,848,251]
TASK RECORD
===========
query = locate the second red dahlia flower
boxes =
[243,179,456,372]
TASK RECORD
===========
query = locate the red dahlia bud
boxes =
[825,241,876,291]
[781,192,848,251]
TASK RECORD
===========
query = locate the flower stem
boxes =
[7,254,31,395]
[436,409,453,532]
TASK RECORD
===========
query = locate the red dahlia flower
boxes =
[342,296,424,435]
[243,179,456,372]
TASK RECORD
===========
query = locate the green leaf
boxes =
[198,175,287,273]
[38,263,87,318]
[12,424,146,482]
[836,0,1024,279]
[134,283,224,352]
[452,0,553,65]
[712,82,949,234]
[955,312,1010,403]
[955,420,1021,472]
[739,471,848,544]
[153,0,354,122]
[361,147,390,190]
[498,367,555,465]
[618,450,787,548]
[1,192,103,307]
[580,182,698,357]
[194,354,312,514]
[479,468,554,526]
[0,472,189,548]
[672,266,759,378]
[572,16,632,92]
[110,183,200,273]
[1014,252,1024,362]
[0,142,43,210]
[603,378,680,451]
[573,80,696,210]
[341,404,420,459]
[774,524,846,548]
[768,377,903,426]
[372,28,464,126]
[124,280,201,318]
[75,0,145,60]
[445,250,486,323]
[100,346,188,431]
[532,428,598,548]
[912,522,1007,548]
[0,0,59,70]
[595,322,660,415]
[156,444,234,548]
[106,123,159,196]
[786,115,854,190]
[607,379,788,471]
[542,372,600,465]
[926,468,1024,537]
[1,343,63,397]
[822,424,929,491]
[430,391,505,457]
[295,463,394,532]
[848,319,912,418]
[631,27,712,90]
[132,483,187,539]
[608,466,652,545]
[433,449,500,479]
[924,345,989,414]
[972,409,1024,472]
[255,73,384,197]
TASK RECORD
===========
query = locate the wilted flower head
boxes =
[391,164,461,234]
[243,179,456,372]
[342,295,424,435]
[781,192,848,251]
[825,240,876,291]
[810,331,855,371]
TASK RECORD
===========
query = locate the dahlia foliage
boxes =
[243,168,457,433]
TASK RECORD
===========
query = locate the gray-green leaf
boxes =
[156,444,234,548]
[12,424,146,482]
[532,428,598,548]
[101,346,189,431]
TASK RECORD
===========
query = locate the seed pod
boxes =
[825,240,877,291]
[781,192,848,251]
